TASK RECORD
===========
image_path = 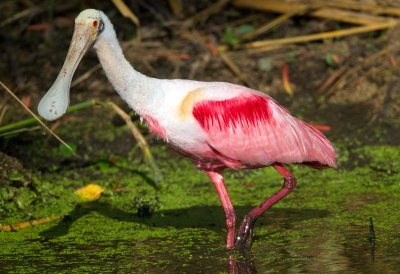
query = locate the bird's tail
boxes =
[300,121,337,169]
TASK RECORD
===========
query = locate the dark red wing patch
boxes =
[192,95,273,132]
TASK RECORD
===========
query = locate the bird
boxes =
[38,9,336,250]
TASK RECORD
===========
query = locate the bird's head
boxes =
[38,9,107,121]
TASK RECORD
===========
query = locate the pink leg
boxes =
[235,163,297,249]
[207,171,236,249]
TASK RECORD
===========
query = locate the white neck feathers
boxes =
[93,13,160,115]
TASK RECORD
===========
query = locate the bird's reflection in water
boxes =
[228,252,257,274]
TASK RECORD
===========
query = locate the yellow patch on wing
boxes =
[178,88,205,119]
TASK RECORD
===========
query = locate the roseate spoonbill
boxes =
[38,9,336,249]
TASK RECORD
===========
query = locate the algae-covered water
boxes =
[1,130,399,273]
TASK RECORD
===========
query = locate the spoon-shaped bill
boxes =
[38,24,95,121]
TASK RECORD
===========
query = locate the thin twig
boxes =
[241,22,397,49]
[0,6,43,28]
[0,81,73,151]
[207,14,263,33]
[340,46,395,87]
[311,0,400,16]
[0,2,77,28]
[317,66,348,93]
[0,104,8,124]
[111,0,140,26]
[0,99,96,135]
[346,63,386,89]
[241,11,299,40]
[183,0,231,28]
[111,0,141,41]
[233,0,397,25]
[168,0,184,18]
[0,215,61,232]
[0,126,41,138]
[108,102,147,150]
[233,0,308,14]
[71,64,102,88]
[219,22,396,53]
[311,7,396,26]
[240,44,285,54]
[322,45,396,100]
[107,102,163,187]
[219,51,253,87]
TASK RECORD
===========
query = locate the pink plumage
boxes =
[191,93,336,171]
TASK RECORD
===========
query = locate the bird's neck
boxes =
[93,32,161,116]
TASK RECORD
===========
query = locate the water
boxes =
[1,205,399,273]
[1,146,399,273]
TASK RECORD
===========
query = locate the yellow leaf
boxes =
[75,184,105,202]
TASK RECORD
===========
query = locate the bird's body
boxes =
[140,81,335,172]
[38,9,336,250]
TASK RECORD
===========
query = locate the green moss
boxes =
[1,136,400,273]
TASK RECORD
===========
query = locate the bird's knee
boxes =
[283,176,296,191]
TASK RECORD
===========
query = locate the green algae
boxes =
[1,125,400,273]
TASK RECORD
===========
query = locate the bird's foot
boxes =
[235,215,256,250]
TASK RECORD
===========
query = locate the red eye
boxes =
[92,20,98,27]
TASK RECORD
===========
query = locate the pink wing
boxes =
[192,93,336,169]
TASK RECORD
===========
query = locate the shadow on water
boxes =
[228,252,258,274]
[39,201,330,239]
[5,201,399,273]
[34,202,330,273]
